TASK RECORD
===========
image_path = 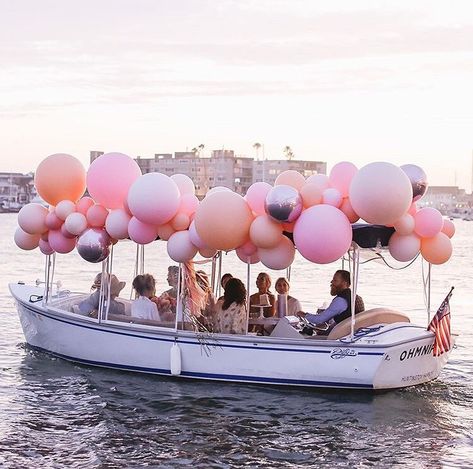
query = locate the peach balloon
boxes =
[245,182,272,215]
[39,239,55,255]
[55,200,76,221]
[86,204,109,228]
[128,217,157,245]
[76,197,95,215]
[14,227,40,251]
[157,223,175,241]
[87,152,142,209]
[65,212,88,236]
[194,191,253,251]
[34,154,86,205]
[282,221,296,232]
[414,208,443,238]
[236,249,260,264]
[167,231,198,263]
[18,203,49,235]
[249,215,283,249]
[171,174,195,195]
[171,213,191,231]
[393,213,415,236]
[40,232,49,242]
[407,202,418,216]
[45,212,63,230]
[128,173,180,225]
[388,232,421,262]
[199,247,218,258]
[340,198,360,223]
[421,232,453,265]
[300,183,323,208]
[275,170,305,191]
[61,224,77,239]
[306,174,329,192]
[105,209,131,240]
[259,235,295,270]
[329,162,358,198]
[349,162,413,225]
[48,229,76,254]
[441,219,456,239]
[322,188,342,208]
[179,194,199,217]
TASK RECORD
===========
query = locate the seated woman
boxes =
[154,266,179,320]
[213,278,247,335]
[131,274,161,321]
[274,277,302,316]
[77,273,126,317]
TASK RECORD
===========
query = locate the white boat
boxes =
[9,232,455,391]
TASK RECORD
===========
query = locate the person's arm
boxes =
[304,297,348,324]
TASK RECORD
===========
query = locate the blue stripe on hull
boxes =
[28,344,374,389]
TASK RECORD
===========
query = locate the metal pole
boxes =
[350,246,360,339]
[174,263,183,332]
[427,263,432,324]
[245,260,251,335]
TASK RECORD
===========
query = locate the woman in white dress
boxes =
[275,277,302,316]
[131,274,161,321]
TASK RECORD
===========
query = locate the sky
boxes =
[1,0,473,191]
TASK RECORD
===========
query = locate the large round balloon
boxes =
[388,232,420,262]
[349,162,413,225]
[249,215,283,248]
[420,232,452,265]
[400,164,428,202]
[294,205,352,264]
[87,152,142,209]
[34,154,86,205]
[194,191,253,251]
[167,231,198,263]
[265,185,303,223]
[128,173,180,226]
[105,209,131,240]
[414,208,443,238]
[275,170,305,191]
[18,203,49,235]
[128,217,157,245]
[259,235,295,270]
[76,228,111,263]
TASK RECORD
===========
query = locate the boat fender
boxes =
[170,343,182,376]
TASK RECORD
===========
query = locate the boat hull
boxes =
[12,284,453,390]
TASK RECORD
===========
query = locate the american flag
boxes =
[428,288,453,357]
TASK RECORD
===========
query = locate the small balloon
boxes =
[76,228,111,263]
[265,185,303,223]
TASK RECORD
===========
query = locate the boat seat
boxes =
[106,313,175,328]
[327,308,411,340]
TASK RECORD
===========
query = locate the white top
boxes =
[131,296,161,321]
[275,296,302,316]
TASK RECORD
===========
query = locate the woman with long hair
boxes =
[214,278,247,335]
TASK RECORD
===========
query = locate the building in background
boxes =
[253,159,326,185]
[89,151,104,164]
[419,186,473,216]
[0,172,36,212]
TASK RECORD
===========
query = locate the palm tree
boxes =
[283,146,294,161]
[253,142,262,160]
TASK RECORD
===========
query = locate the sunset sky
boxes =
[1,0,473,190]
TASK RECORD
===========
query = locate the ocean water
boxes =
[0,213,472,467]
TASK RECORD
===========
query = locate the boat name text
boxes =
[399,344,434,361]
[330,348,358,359]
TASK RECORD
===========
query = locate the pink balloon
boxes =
[329,162,358,197]
[45,212,63,230]
[14,227,40,250]
[249,215,283,248]
[414,208,443,238]
[48,229,76,254]
[407,202,418,216]
[40,232,49,241]
[275,170,305,191]
[188,221,207,249]
[245,182,272,216]
[87,152,142,209]
[105,209,131,240]
[441,219,455,239]
[322,188,342,208]
[65,212,88,236]
[171,213,191,231]
[199,246,218,258]
[258,235,295,270]
[179,194,199,216]
[18,203,49,235]
[76,196,95,215]
[171,174,195,195]
[340,198,360,223]
[306,174,329,192]
[238,240,258,256]
[393,213,415,236]
[39,239,55,255]
[87,204,109,228]
[236,249,260,264]
[167,231,198,263]
[128,217,157,245]
[294,205,352,264]
[157,223,175,241]
[421,233,452,265]
[349,162,413,225]
[61,223,77,239]
[128,173,180,225]
[388,232,421,262]
[55,200,76,221]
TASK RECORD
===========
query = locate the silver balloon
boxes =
[77,228,111,263]
[400,164,428,202]
[265,185,303,223]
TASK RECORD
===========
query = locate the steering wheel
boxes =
[298,315,330,333]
